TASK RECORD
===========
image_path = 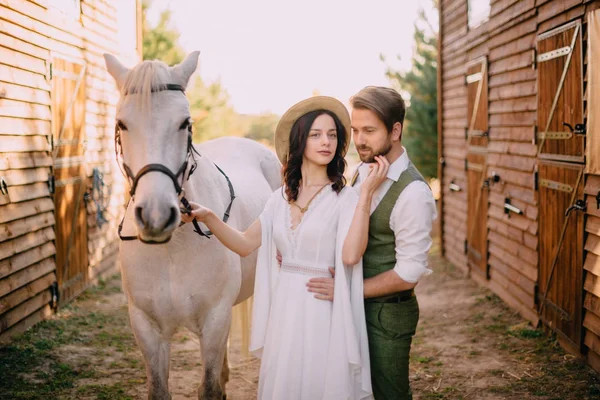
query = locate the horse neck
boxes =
[183,153,229,216]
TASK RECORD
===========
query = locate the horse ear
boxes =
[103,53,129,90]
[171,51,200,89]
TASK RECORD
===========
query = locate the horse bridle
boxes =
[115,84,235,243]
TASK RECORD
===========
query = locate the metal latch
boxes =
[565,199,587,216]
[449,180,461,192]
[0,177,7,196]
[504,198,523,218]
[563,122,586,136]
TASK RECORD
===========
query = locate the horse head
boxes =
[104,51,200,243]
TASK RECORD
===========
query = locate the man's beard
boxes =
[356,140,392,163]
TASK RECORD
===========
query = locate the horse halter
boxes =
[115,84,196,199]
[114,84,235,243]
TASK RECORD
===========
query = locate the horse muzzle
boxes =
[134,200,180,244]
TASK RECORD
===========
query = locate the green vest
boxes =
[353,162,427,279]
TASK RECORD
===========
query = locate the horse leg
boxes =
[221,348,230,399]
[195,307,231,400]
[129,305,172,400]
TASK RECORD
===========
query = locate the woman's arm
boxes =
[341,156,390,265]
[182,203,262,257]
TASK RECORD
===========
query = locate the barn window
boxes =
[51,0,81,19]
[468,0,490,30]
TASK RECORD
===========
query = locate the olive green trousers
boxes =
[364,296,419,400]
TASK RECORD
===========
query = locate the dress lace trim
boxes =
[281,263,332,277]
[285,184,332,259]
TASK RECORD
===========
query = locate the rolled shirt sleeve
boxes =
[389,181,437,283]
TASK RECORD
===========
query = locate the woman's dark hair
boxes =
[282,110,347,202]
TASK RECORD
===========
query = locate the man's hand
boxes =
[276,250,282,267]
[307,267,335,301]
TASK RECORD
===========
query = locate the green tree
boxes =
[141,1,242,142]
[244,113,280,146]
[384,6,438,179]
[188,78,243,142]
[142,0,185,64]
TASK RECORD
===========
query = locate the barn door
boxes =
[466,57,489,277]
[50,57,88,304]
[536,20,584,162]
[537,161,585,350]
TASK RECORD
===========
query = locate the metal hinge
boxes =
[50,282,59,310]
[534,168,539,191]
[464,159,468,171]
[531,48,537,70]
[46,61,53,81]
[48,174,55,194]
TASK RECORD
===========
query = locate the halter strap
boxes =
[123,83,186,95]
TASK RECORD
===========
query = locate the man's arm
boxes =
[364,182,436,298]
[363,270,416,298]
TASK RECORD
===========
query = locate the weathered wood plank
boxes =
[0,242,55,278]
[0,32,48,60]
[487,141,537,156]
[0,289,51,332]
[585,253,600,276]
[489,80,536,102]
[0,151,52,171]
[0,227,54,262]
[487,153,536,172]
[1,181,50,203]
[0,198,53,224]
[586,235,600,257]
[0,98,51,120]
[0,135,50,152]
[0,82,51,106]
[0,211,54,242]
[489,96,537,114]
[0,64,49,91]
[0,261,54,301]
[488,126,535,142]
[0,303,52,343]
[489,111,536,126]
[2,167,49,186]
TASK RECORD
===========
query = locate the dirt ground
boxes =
[1,239,599,399]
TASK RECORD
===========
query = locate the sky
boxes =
[146,0,437,115]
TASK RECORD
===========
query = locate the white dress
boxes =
[250,185,373,400]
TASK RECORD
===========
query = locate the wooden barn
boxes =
[0,0,140,341]
[438,0,600,372]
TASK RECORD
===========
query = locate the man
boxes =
[307,86,437,399]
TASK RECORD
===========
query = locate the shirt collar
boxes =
[357,147,409,183]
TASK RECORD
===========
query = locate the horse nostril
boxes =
[163,206,179,230]
[135,206,146,228]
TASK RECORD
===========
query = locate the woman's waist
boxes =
[280,258,332,277]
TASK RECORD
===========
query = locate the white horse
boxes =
[103,52,281,399]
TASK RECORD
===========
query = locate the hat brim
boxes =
[274,96,351,165]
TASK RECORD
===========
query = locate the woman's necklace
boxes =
[289,182,330,213]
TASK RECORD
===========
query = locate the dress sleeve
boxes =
[323,187,373,399]
[249,188,281,358]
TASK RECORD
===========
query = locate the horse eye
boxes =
[116,120,128,131]
[179,119,191,131]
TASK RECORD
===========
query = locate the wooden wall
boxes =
[0,0,135,342]
[439,0,600,373]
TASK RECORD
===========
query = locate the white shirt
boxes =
[353,148,437,283]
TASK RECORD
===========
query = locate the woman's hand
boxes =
[360,155,390,195]
[180,201,212,223]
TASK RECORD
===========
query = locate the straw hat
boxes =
[274,96,351,164]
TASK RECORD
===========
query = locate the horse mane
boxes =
[119,59,172,112]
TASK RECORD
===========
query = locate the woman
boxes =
[182,96,389,399]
